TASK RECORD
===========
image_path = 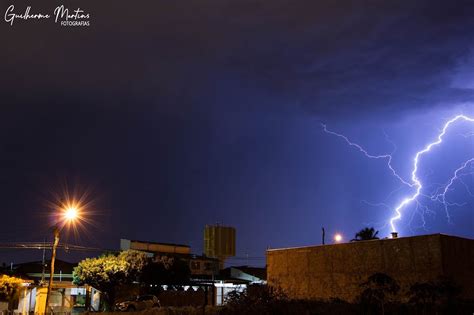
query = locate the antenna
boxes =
[41,237,46,284]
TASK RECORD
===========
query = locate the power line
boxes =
[0,242,112,252]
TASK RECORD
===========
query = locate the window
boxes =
[190,261,201,270]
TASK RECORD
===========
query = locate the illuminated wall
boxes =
[267,234,474,302]
[120,239,191,255]
[204,225,236,268]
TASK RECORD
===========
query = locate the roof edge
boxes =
[266,233,474,253]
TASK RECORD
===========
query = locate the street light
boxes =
[64,207,78,221]
[334,233,343,243]
[44,204,80,314]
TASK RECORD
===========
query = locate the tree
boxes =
[73,250,148,310]
[409,279,460,315]
[352,227,379,241]
[0,274,24,310]
[223,284,287,315]
[0,274,23,300]
[141,255,191,288]
[359,273,400,315]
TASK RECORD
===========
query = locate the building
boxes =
[214,266,266,305]
[188,255,220,277]
[4,259,100,313]
[204,225,236,269]
[220,266,266,284]
[267,234,474,302]
[120,239,220,277]
[120,239,191,256]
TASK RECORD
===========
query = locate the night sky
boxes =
[1,0,474,265]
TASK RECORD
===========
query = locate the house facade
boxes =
[6,259,100,313]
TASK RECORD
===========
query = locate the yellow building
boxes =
[204,225,236,269]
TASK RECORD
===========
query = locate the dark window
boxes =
[190,261,201,270]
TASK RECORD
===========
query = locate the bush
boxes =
[221,285,357,315]
[408,278,460,315]
[358,273,400,315]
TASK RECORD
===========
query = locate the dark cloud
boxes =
[1,0,474,262]
[2,0,474,118]
[218,1,474,116]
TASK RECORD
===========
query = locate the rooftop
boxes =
[128,239,190,248]
[266,233,474,252]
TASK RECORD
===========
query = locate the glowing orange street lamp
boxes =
[64,207,79,222]
[44,205,79,314]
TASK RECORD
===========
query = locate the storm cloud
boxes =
[2,0,474,118]
[1,0,474,262]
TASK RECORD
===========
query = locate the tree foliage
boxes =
[73,250,148,309]
[409,278,460,314]
[352,227,379,241]
[141,255,191,286]
[223,284,287,315]
[359,273,400,315]
[0,274,23,302]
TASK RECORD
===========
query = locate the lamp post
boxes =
[44,206,78,314]
[44,226,59,314]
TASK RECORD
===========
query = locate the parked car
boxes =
[115,295,161,311]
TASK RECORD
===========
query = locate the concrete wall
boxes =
[267,234,474,302]
[439,235,474,300]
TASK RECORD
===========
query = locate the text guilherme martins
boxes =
[4,5,90,26]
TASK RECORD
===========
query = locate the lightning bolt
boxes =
[323,114,474,234]
[431,158,474,221]
[321,124,413,186]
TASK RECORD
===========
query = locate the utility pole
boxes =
[322,227,325,245]
[41,237,46,284]
[44,226,60,314]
